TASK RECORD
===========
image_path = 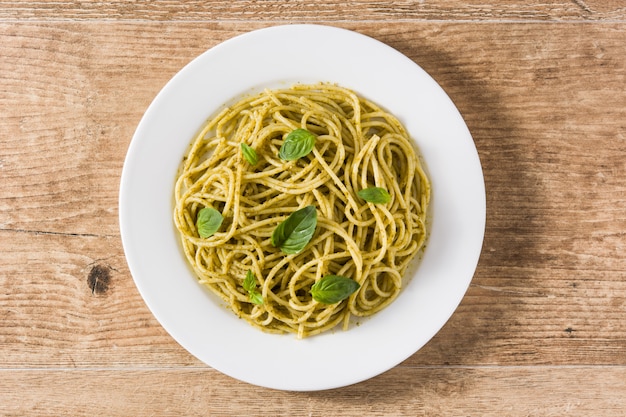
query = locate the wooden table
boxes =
[1,1,625,415]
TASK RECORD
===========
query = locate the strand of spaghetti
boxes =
[311,147,361,223]
[316,217,363,278]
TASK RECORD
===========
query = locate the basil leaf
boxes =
[311,275,360,304]
[278,128,316,161]
[196,207,223,238]
[248,291,264,306]
[240,143,258,165]
[357,187,391,204]
[271,205,317,254]
[243,270,263,305]
[243,270,256,293]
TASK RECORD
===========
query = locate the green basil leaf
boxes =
[248,291,264,306]
[240,143,258,165]
[311,275,360,304]
[243,270,263,305]
[271,205,317,254]
[357,187,391,204]
[196,207,223,238]
[243,270,256,293]
[278,128,316,161]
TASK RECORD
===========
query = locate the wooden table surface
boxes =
[1,1,625,415]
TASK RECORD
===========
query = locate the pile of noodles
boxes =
[174,83,430,338]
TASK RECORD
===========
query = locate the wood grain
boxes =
[0,1,624,21]
[1,2,625,414]
[1,367,626,416]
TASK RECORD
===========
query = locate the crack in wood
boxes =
[0,228,109,238]
[571,0,592,15]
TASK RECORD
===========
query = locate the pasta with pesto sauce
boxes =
[173,83,430,338]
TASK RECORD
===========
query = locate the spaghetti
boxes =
[173,83,430,338]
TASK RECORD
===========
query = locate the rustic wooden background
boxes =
[1,1,625,415]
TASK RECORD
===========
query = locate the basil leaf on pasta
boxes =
[243,270,263,305]
[278,128,316,161]
[196,207,223,238]
[248,291,263,306]
[271,205,317,254]
[243,270,256,292]
[311,275,360,304]
[357,187,391,204]
[240,143,258,165]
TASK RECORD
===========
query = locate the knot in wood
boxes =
[87,264,111,295]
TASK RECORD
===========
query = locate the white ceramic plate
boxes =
[119,24,485,391]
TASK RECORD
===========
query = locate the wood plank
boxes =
[0,1,625,21]
[0,367,625,416]
[1,21,625,370]
[2,228,622,368]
